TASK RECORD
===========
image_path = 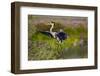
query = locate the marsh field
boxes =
[28,15,88,60]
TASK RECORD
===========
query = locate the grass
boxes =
[28,15,88,60]
[28,30,88,60]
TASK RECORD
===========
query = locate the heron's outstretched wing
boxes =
[39,31,53,37]
[56,32,67,40]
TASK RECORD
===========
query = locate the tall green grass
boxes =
[28,30,87,60]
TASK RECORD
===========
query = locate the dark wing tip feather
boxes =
[39,31,53,37]
[56,32,67,40]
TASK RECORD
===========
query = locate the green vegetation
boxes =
[28,16,88,60]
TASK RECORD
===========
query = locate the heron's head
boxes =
[48,21,55,26]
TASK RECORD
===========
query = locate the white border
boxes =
[20,6,95,70]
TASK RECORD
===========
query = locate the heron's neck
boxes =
[50,24,54,32]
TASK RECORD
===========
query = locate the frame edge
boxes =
[11,2,98,74]
[11,2,16,73]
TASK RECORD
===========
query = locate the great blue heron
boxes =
[39,21,67,43]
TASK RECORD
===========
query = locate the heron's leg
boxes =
[56,37,60,42]
[58,41,61,43]
[60,40,63,43]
